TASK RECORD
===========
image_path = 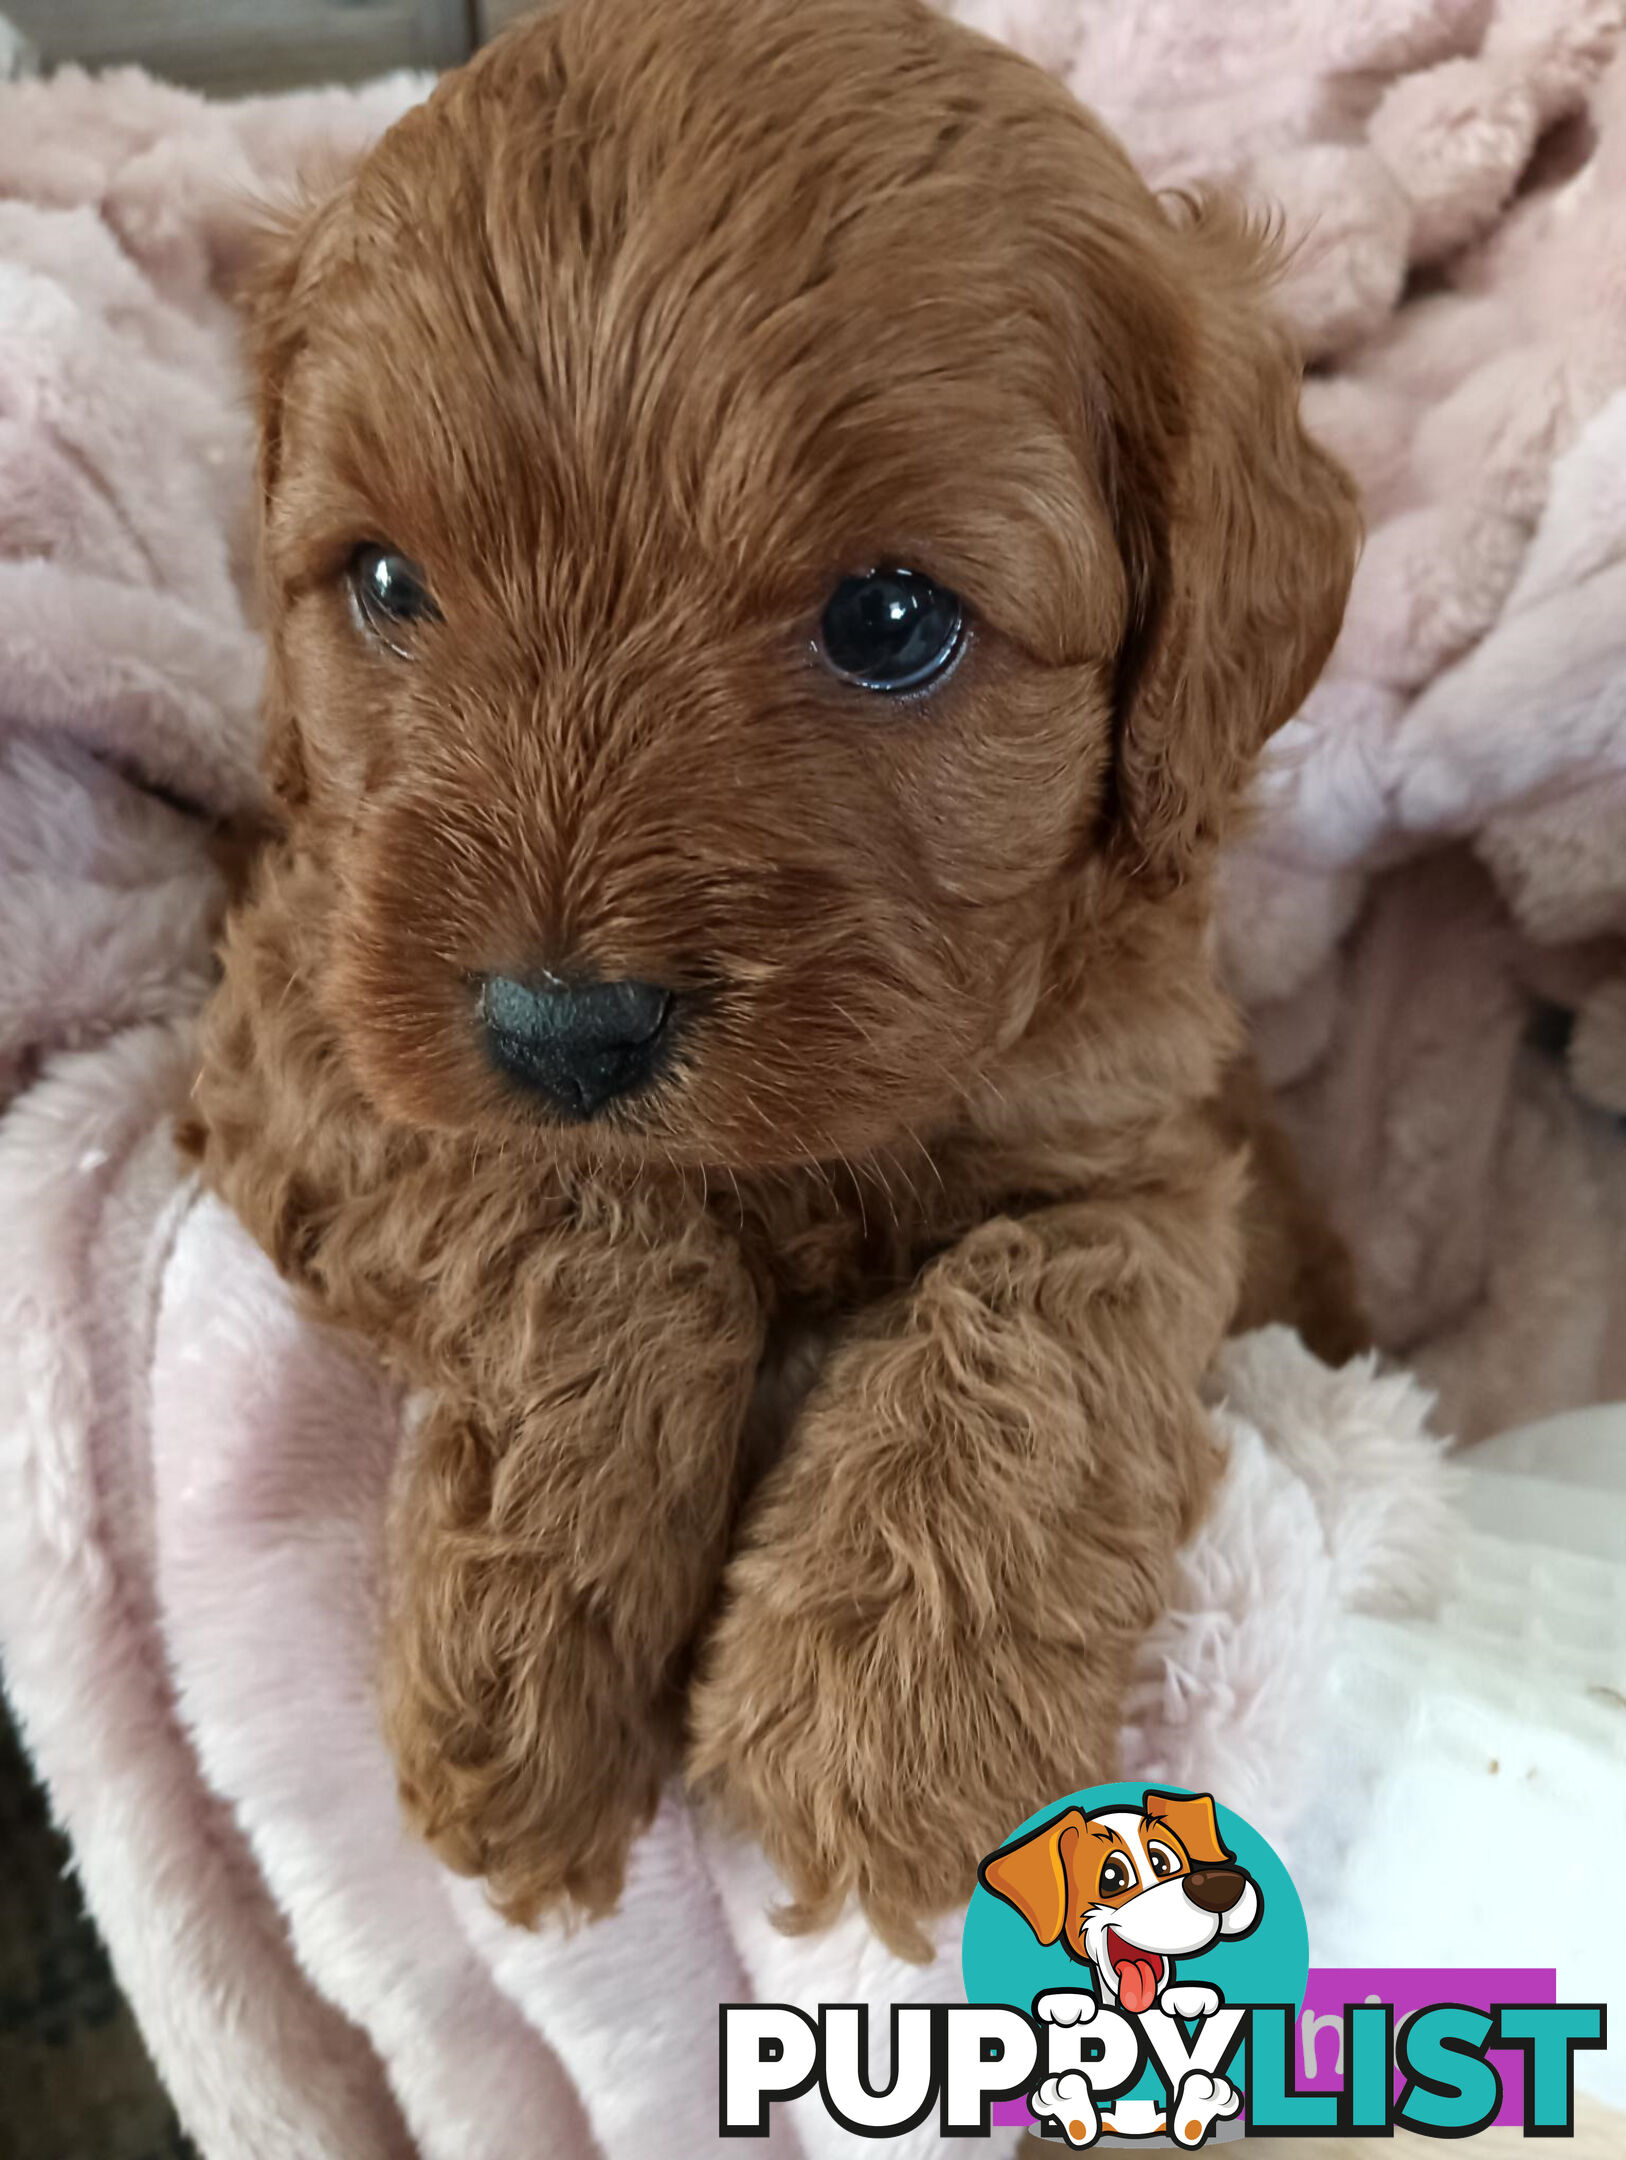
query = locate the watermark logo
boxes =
[966,1782,1294,2144]
[719,1782,1606,2142]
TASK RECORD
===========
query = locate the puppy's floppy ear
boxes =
[233,188,350,810]
[1143,1789,1233,1868]
[1109,194,1360,883]
[978,1807,1086,1946]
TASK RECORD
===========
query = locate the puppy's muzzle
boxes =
[479,974,674,1118]
[1183,1868,1247,1915]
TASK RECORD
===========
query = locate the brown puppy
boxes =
[190,0,1359,1957]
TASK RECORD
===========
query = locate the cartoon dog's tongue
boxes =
[1118,1957,1160,2013]
[1107,1930,1164,2013]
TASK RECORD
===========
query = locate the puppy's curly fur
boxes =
[189,0,1360,1956]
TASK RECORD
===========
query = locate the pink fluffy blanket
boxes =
[0,2,1622,2151]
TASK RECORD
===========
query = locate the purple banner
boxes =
[1300,1967,1556,2129]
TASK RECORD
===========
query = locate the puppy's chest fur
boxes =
[192,845,1231,1414]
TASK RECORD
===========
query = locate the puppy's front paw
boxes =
[687,1584,960,1958]
[1033,2072,1101,2148]
[687,1531,1124,1961]
[1036,1991,1101,2026]
[1170,2069,1241,2148]
[688,1278,1152,1958]
[1161,1983,1223,2021]
[384,1564,670,1924]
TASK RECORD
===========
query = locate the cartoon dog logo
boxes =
[979,1790,1260,2147]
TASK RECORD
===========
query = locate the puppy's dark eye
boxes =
[1100,1858,1132,1897]
[348,544,438,654]
[817,566,964,693]
[1148,1845,1179,1879]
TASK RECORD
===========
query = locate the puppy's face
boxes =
[980,1792,1261,2012]
[251,0,1355,1172]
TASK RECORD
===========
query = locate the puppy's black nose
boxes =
[1184,1868,1247,1915]
[480,975,673,1118]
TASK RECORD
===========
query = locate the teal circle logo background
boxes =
[962,1783,1309,2116]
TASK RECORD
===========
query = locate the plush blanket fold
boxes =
[0,1061,1448,2157]
[3,4,1624,2152]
